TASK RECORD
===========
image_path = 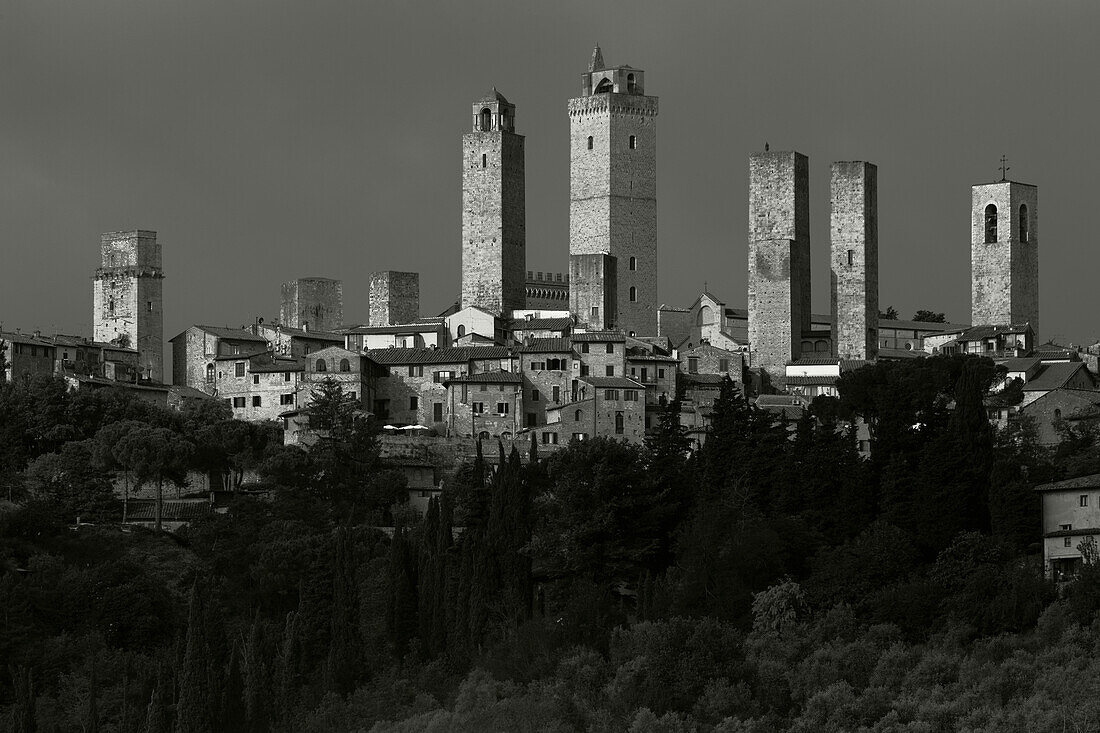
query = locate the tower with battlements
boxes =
[568,46,658,336]
[971,177,1038,335]
[93,230,164,382]
[461,89,526,316]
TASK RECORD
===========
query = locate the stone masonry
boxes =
[280,277,343,332]
[93,230,164,382]
[748,151,810,380]
[369,271,420,326]
[569,47,658,337]
[971,180,1039,336]
[830,161,879,360]
[569,253,617,330]
[462,89,526,316]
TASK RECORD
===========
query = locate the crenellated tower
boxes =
[93,230,164,382]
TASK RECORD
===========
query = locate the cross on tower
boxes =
[999,155,1010,182]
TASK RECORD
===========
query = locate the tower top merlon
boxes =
[580,47,645,97]
[470,88,517,133]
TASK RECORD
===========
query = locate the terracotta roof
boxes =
[878,347,922,360]
[174,325,267,342]
[959,324,1032,341]
[249,355,305,373]
[786,376,838,386]
[515,338,572,353]
[345,323,444,335]
[365,346,511,365]
[126,500,213,521]
[509,318,572,331]
[999,357,1042,372]
[580,376,645,389]
[267,326,343,341]
[571,331,627,342]
[787,356,841,366]
[681,373,727,386]
[880,319,970,332]
[627,353,679,363]
[1022,363,1093,392]
[444,371,523,385]
[1034,473,1100,492]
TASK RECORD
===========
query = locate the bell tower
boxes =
[971,168,1038,334]
[461,88,526,316]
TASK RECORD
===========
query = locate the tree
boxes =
[306,377,386,515]
[114,426,193,531]
[176,581,214,733]
[325,525,365,694]
[24,440,116,522]
[912,310,946,323]
[879,306,899,320]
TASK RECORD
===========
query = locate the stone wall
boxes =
[570,254,617,330]
[748,151,810,379]
[830,161,879,360]
[280,278,343,331]
[368,271,420,326]
[971,181,1039,335]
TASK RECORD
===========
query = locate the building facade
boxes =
[93,230,164,382]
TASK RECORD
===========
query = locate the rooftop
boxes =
[515,338,573,354]
[1035,473,1100,492]
[444,371,523,386]
[365,345,511,366]
[580,376,645,389]
[1021,362,1093,392]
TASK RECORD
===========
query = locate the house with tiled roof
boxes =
[170,324,268,392]
[545,374,646,445]
[1035,474,1100,580]
[343,321,447,351]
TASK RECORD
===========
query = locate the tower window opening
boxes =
[629,135,637,149]
[316,358,327,372]
[481,153,487,168]
[627,73,636,93]
[629,286,638,302]
[479,108,492,132]
[587,135,593,150]
[629,256,637,271]
[595,78,613,94]
[1019,204,1029,243]
[984,204,998,243]
[847,250,854,266]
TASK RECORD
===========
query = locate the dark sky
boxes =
[2,0,1098,346]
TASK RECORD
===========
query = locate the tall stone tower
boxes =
[93,230,164,382]
[368,271,420,326]
[568,46,658,336]
[971,179,1038,334]
[830,161,879,360]
[748,151,810,379]
[280,277,343,331]
[461,89,526,316]
[570,253,618,330]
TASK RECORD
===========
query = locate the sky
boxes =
[2,0,1099,349]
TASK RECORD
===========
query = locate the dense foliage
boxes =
[0,356,1095,731]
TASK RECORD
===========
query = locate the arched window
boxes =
[697,305,714,326]
[479,108,492,132]
[615,412,624,433]
[629,286,637,302]
[574,409,583,422]
[984,204,998,243]
[595,78,613,94]
[316,358,327,372]
[627,73,636,93]
[587,136,593,150]
[339,358,350,372]
[629,256,637,271]
[205,363,214,383]
[478,431,491,441]
[629,135,637,149]
[1019,205,1029,243]
[457,324,466,337]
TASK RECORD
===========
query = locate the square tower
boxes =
[570,253,618,331]
[830,161,879,360]
[971,180,1039,335]
[93,230,164,382]
[280,277,343,331]
[368,271,420,326]
[461,89,526,317]
[568,46,658,337]
[748,151,810,379]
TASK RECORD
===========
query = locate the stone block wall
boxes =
[280,278,343,332]
[93,230,163,382]
[570,254,617,329]
[368,271,420,326]
[971,181,1039,335]
[830,161,879,360]
[748,151,809,379]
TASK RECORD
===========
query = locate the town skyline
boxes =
[3,1,1098,344]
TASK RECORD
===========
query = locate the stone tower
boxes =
[971,179,1039,334]
[280,277,343,331]
[568,46,658,336]
[461,88,526,316]
[93,230,164,382]
[748,151,810,379]
[570,253,618,331]
[368,271,420,326]
[830,161,879,360]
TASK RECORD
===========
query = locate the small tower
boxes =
[461,88,526,316]
[568,46,658,336]
[280,277,343,331]
[93,230,164,382]
[748,150,810,379]
[368,271,420,326]
[830,161,879,360]
[570,253,618,330]
[971,174,1039,335]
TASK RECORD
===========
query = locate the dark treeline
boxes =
[3,356,1100,731]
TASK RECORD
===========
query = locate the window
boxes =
[473,402,486,414]
[283,371,291,382]
[235,362,245,378]
[719,359,729,372]
[480,107,492,131]
[280,393,294,405]
[1061,524,1072,531]
[316,359,327,372]
[847,250,854,266]
[658,368,665,379]
[688,357,699,374]
[587,135,593,150]
[984,204,998,243]
[629,135,637,149]
[629,286,637,302]
[481,154,487,169]
[580,364,590,376]
[526,413,537,427]
[374,399,390,418]
[340,358,350,372]
[233,397,246,408]
[581,342,590,353]
[253,374,259,385]
[552,386,560,402]
[541,432,558,445]
[1019,205,1029,243]
[615,411,624,434]
[457,325,466,338]
[624,390,638,401]
[574,409,583,421]
[1066,537,1073,548]
[591,306,600,320]
[627,73,636,93]
[480,384,488,391]
[606,343,614,354]
[409,365,424,377]
[573,433,588,441]
[147,301,153,312]
[206,363,215,383]
[410,396,419,411]
[605,365,614,377]
[433,402,443,422]
[532,389,540,402]
[252,396,261,407]
[548,358,563,370]
[1081,495,1090,508]
[640,368,648,383]
[433,370,454,383]
[604,389,619,400]
[629,256,637,271]
[496,402,509,414]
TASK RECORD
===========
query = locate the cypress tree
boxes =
[325,525,365,694]
[219,644,246,732]
[140,680,170,733]
[242,611,269,733]
[175,581,212,733]
[275,608,302,724]
[10,665,36,733]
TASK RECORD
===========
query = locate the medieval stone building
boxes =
[93,230,164,382]
[971,178,1038,335]
[830,161,879,360]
